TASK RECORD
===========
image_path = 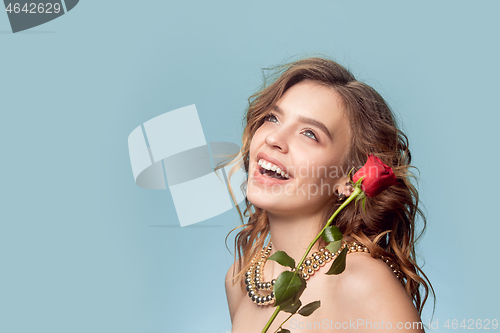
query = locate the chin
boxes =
[247,188,304,215]
[247,187,284,211]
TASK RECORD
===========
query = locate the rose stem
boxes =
[261,186,362,333]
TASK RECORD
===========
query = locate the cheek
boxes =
[305,157,343,182]
[249,127,268,151]
[249,130,262,150]
[251,126,265,142]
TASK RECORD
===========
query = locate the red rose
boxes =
[352,155,398,197]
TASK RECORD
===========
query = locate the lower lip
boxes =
[252,167,292,186]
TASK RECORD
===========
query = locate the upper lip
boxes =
[256,152,292,178]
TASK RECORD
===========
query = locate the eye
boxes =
[302,129,318,142]
[263,113,278,123]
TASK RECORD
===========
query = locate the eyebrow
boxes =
[272,105,332,140]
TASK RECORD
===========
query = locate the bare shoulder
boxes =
[225,260,244,322]
[326,253,423,331]
[334,252,406,299]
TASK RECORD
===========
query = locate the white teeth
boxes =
[257,158,289,179]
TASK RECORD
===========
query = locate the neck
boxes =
[266,210,325,277]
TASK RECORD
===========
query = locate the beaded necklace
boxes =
[244,241,403,306]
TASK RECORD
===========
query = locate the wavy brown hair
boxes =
[220,56,434,315]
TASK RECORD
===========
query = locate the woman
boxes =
[223,57,433,332]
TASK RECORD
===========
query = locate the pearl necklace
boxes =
[245,241,403,306]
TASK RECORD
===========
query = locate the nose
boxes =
[265,127,289,153]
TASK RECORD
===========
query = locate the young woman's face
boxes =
[247,80,352,217]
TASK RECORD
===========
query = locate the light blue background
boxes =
[1,1,499,332]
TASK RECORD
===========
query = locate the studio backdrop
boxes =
[1,1,499,332]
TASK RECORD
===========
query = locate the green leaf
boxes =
[298,301,321,317]
[325,240,342,253]
[273,271,306,306]
[325,247,348,275]
[362,197,366,212]
[292,276,307,304]
[347,167,354,182]
[279,329,291,333]
[354,175,365,187]
[280,298,302,314]
[355,195,361,207]
[321,225,343,243]
[267,251,296,269]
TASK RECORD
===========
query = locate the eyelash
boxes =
[263,113,319,142]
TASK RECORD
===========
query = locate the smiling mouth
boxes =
[259,166,289,180]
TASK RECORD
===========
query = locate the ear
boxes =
[335,176,353,197]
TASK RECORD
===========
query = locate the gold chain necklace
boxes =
[244,241,402,306]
